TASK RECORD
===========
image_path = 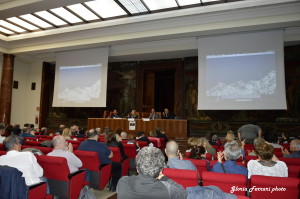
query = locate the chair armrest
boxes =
[28,182,47,190]
[68,169,85,179]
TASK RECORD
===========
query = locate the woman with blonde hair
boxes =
[186,137,200,152]
[225,130,235,142]
[62,128,72,140]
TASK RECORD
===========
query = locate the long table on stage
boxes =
[88,118,187,138]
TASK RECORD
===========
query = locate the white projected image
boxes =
[57,65,102,103]
[206,52,276,101]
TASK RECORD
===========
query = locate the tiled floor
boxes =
[93,187,116,199]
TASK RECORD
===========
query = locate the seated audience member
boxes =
[212,141,248,177]
[209,134,218,146]
[95,127,101,135]
[47,135,82,173]
[186,137,200,152]
[40,127,47,135]
[20,126,36,138]
[111,109,120,118]
[117,146,187,199]
[0,123,6,143]
[12,125,21,136]
[199,137,216,157]
[70,125,79,137]
[0,135,44,186]
[166,141,197,171]
[264,131,283,148]
[247,137,266,156]
[248,142,288,179]
[62,128,72,140]
[189,145,210,171]
[55,124,65,135]
[120,131,128,140]
[5,125,13,136]
[107,133,128,161]
[128,109,139,119]
[155,127,168,142]
[238,123,262,144]
[149,108,159,119]
[78,129,122,191]
[282,139,300,158]
[225,130,235,143]
[115,127,123,135]
[136,131,152,145]
[162,108,175,119]
[149,131,161,148]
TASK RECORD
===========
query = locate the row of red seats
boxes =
[162,168,299,199]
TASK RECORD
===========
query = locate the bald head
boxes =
[166,141,179,157]
[52,135,66,149]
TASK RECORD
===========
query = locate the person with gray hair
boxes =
[212,141,248,177]
[120,131,127,140]
[282,139,300,158]
[166,141,197,171]
[117,146,187,199]
[0,135,44,186]
[0,123,6,143]
[47,135,82,173]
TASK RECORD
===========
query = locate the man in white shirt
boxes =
[0,123,6,143]
[0,135,44,186]
[47,135,82,173]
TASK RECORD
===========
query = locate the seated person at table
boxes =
[0,135,44,186]
[248,142,288,178]
[149,108,159,119]
[166,141,197,171]
[78,129,122,191]
[136,131,152,145]
[111,109,121,118]
[128,110,139,119]
[117,146,187,199]
[282,139,300,158]
[162,108,175,119]
[212,141,248,177]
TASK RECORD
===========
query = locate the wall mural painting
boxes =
[106,62,137,117]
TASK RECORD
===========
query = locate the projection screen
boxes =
[198,30,287,110]
[53,47,108,107]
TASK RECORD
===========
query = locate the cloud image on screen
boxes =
[57,64,102,103]
[205,51,276,101]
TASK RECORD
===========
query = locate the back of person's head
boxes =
[190,145,206,159]
[291,139,300,151]
[255,143,274,161]
[254,137,265,148]
[62,128,71,138]
[224,141,242,161]
[52,135,65,148]
[212,135,218,141]
[225,130,235,142]
[4,135,21,151]
[149,131,157,137]
[24,123,30,127]
[5,125,13,136]
[87,129,98,138]
[30,124,35,129]
[136,146,165,178]
[107,132,117,143]
[165,141,178,156]
[188,137,199,147]
[12,126,21,135]
[120,131,127,139]
[155,127,161,133]
[0,123,6,132]
[115,128,123,135]
[95,127,101,133]
[200,137,212,149]
[137,131,144,138]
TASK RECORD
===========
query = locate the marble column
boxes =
[0,54,15,124]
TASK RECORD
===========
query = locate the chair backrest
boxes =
[279,157,300,166]
[0,143,4,151]
[148,137,158,148]
[250,175,300,199]
[202,171,247,196]
[135,141,148,148]
[108,147,122,162]
[0,151,7,156]
[37,155,70,181]
[123,143,137,159]
[185,152,190,158]
[103,110,110,118]
[25,140,41,146]
[74,150,101,171]
[141,112,150,118]
[163,168,199,189]
[245,155,258,166]
[287,165,300,178]
[184,158,208,178]
[159,138,166,149]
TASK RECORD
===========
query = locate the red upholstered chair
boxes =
[0,143,4,151]
[74,150,112,190]
[202,171,247,196]
[279,157,300,166]
[37,155,86,199]
[250,175,300,199]
[245,155,258,166]
[159,138,166,149]
[184,158,208,178]
[67,140,81,145]
[35,146,53,155]
[0,151,7,156]
[28,182,53,199]
[185,152,191,158]
[135,141,148,148]
[148,137,159,148]
[162,168,199,189]
[25,140,41,146]
[109,147,130,176]
[287,165,300,178]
